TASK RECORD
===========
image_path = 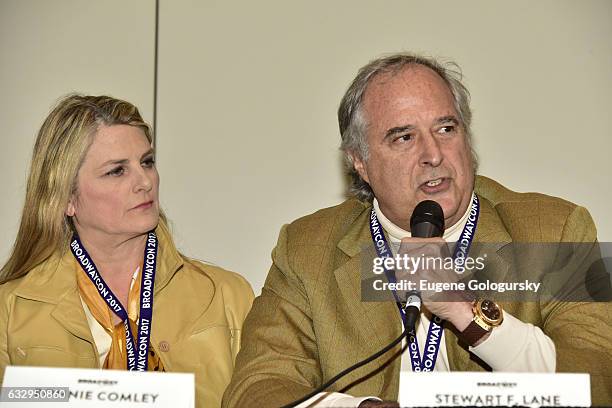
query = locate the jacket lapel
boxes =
[445,194,514,371]
[50,292,97,345]
[334,204,402,397]
[151,225,184,294]
[13,251,96,345]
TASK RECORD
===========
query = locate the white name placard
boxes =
[399,371,590,407]
[1,366,194,407]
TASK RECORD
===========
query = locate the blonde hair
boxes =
[0,94,172,283]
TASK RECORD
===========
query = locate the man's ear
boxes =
[348,151,370,184]
[65,195,76,217]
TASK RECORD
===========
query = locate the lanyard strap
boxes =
[368,194,480,371]
[70,232,158,371]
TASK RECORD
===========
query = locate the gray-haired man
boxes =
[223,53,611,407]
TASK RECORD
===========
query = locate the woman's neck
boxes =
[75,229,146,281]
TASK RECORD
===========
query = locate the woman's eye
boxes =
[106,166,125,177]
[142,157,156,168]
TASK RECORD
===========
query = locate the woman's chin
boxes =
[134,216,160,234]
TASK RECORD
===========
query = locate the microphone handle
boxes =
[409,219,442,323]
[402,291,421,330]
[411,222,443,239]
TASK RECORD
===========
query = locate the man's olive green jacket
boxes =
[224,176,611,407]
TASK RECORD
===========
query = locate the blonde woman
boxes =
[0,94,254,407]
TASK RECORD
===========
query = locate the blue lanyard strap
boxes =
[70,232,158,371]
[368,194,480,371]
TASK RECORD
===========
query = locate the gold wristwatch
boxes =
[460,299,504,346]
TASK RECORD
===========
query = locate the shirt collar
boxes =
[373,192,475,243]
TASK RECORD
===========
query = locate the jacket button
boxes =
[159,341,170,352]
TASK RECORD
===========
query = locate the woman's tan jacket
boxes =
[0,227,254,408]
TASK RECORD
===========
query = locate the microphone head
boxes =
[410,200,444,238]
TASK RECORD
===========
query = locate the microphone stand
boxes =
[281,301,420,408]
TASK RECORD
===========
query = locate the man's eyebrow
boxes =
[98,148,155,169]
[435,115,459,125]
[384,125,416,139]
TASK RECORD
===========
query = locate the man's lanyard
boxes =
[70,232,158,371]
[368,194,480,371]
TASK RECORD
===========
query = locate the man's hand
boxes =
[396,237,473,331]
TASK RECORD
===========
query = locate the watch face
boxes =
[480,299,501,322]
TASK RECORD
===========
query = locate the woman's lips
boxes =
[133,200,154,210]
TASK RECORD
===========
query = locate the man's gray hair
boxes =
[338,53,478,202]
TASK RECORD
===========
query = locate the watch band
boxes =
[460,299,503,346]
[461,319,490,346]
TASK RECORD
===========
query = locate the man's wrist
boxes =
[447,301,473,331]
[458,299,504,346]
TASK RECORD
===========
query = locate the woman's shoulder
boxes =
[0,253,72,304]
[0,274,33,325]
[0,257,54,300]
[182,259,255,311]
[184,259,251,291]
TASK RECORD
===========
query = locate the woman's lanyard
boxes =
[368,195,480,371]
[70,232,158,371]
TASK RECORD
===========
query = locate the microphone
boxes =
[410,200,444,238]
[403,200,445,327]
[281,201,445,408]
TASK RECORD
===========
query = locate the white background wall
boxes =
[0,0,155,269]
[2,0,611,293]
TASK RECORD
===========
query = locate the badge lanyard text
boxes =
[70,232,158,371]
[368,195,480,371]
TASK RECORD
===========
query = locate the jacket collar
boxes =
[335,191,513,260]
[11,226,184,347]
[13,225,184,303]
[150,225,185,293]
